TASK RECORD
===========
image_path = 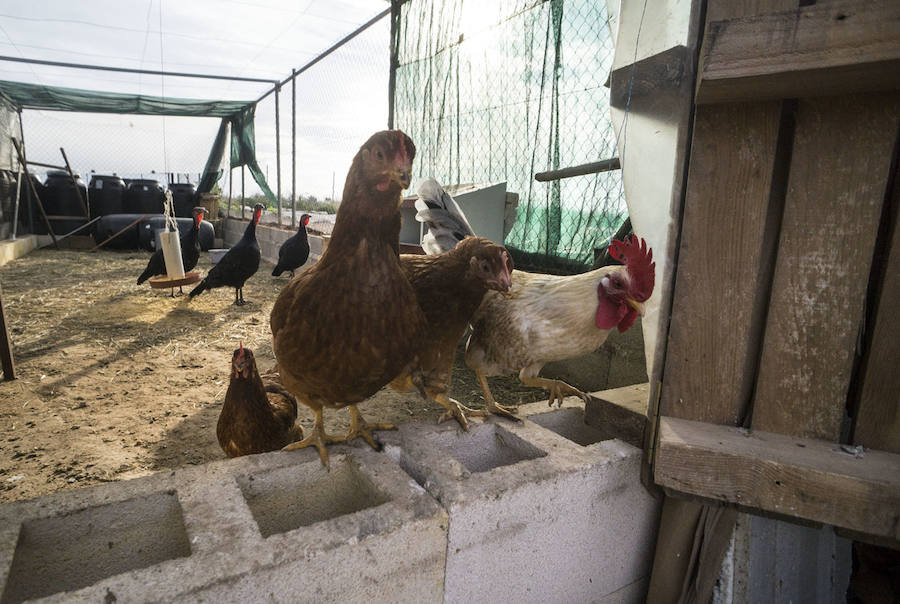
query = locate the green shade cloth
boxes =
[0,79,276,203]
[394,0,624,273]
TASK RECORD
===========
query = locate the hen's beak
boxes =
[392,167,412,190]
[626,298,645,315]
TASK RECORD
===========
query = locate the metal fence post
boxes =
[275,84,282,226]
[291,68,297,229]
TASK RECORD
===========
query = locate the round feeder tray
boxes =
[148,271,202,289]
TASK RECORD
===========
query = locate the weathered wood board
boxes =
[752,93,900,441]
[853,152,900,454]
[660,102,783,425]
[656,416,900,541]
[698,0,900,104]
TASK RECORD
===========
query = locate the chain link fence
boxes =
[394,0,624,273]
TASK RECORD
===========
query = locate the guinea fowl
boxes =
[136,207,205,296]
[271,130,424,467]
[190,203,263,305]
[272,213,311,278]
[217,344,304,457]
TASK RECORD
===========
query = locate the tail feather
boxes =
[271,265,284,277]
[136,268,153,285]
[415,178,476,255]
[188,279,208,299]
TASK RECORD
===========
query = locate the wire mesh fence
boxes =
[394,0,624,273]
[8,1,623,274]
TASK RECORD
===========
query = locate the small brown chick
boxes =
[217,344,304,458]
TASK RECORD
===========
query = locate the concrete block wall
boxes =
[222,218,326,269]
[0,446,447,603]
[0,400,659,603]
[380,400,661,603]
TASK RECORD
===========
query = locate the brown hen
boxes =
[390,236,515,429]
[217,345,304,458]
[270,130,424,466]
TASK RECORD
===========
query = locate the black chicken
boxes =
[217,344,304,457]
[189,203,263,305]
[137,207,206,296]
[271,213,311,278]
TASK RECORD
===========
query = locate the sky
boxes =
[0,0,391,201]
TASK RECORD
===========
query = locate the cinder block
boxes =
[381,400,660,604]
[0,446,447,603]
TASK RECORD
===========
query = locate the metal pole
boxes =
[227,167,232,219]
[0,55,278,84]
[275,84,282,226]
[534,158,621,182]
[241,165,245,220]
[291,68,297,229]
[388,0,400,129]
[256,7,391,104]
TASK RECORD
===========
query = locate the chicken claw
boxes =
[434,394,519,431]
[282,408,340,468]
[344,405,395,451]
[519,376,589,407]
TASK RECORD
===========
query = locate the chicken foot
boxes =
[519,375,589,407]
[282,408,341,467]
[343,405,395,451]
[473,372,520,420]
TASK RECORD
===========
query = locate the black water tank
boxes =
[169,183,196,217]
[123,179,165,214]
[88,174,126,219]
[42,170,88,235]
[93,213,161,249]
[139,216,214,251]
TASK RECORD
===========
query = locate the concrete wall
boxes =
[0,401,660,603]
[223,218,326,271]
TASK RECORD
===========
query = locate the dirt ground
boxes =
[0,247,547,503]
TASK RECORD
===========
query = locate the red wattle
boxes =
[617,307,638,333]
[595,295,628,330]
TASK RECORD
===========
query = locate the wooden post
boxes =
[0,283,14,381]
[11,138,59,249]
[59,147,89,218]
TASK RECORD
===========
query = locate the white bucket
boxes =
[160,230,185,278]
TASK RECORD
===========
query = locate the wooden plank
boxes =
[753,93,900,441]
[659,102,784,425]
[853,153,900,454]
[0,282,14,380]
[584,382,649,448]
[697,1,900,104]
[655,416,900,542]
[705,0,799,23]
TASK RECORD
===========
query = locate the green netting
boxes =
[0,80,249,117]
[0,79,276,203]
[394,0,624,273]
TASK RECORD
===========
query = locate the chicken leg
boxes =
[343,404,395,450]
[282,407,341,467]
[472,371,520,421]
[519,374,590,407]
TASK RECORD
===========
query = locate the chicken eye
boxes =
[376,150,384,160]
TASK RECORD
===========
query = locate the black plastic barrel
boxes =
[169,183,196,218]
[88,174,126,219]
[123,179,165,214]
[140,216,214,252]
[40,170,88,235]
[93,213,161,249]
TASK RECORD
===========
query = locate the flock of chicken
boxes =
[137,130,656,467]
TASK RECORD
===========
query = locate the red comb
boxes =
[608,235,655,301]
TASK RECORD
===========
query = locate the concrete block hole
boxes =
[528,407,613,446]
[236,456,391,538]
[0,491,190,604]
[433,423,547,473]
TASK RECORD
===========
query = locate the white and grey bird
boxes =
[414,178,476,255]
